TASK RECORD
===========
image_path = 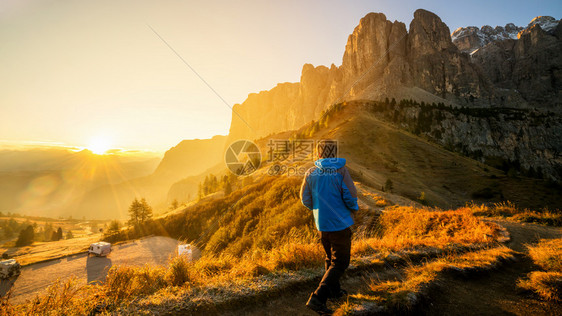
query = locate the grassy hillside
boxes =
[105,100,562,250]
[104,176,316,255]
[3,172,509,314]
[304,101,562,210]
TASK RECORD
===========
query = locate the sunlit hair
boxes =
[317,140,338,159]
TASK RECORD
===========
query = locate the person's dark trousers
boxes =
[313,227,352,303]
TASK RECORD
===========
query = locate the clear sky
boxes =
[0,0,560,152]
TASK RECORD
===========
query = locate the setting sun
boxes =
[88,136,112,155]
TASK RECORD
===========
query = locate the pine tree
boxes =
[384,179,393,192]
[138,198,153,223]
[51,227,63,241]
[108,220,120,233]
[128,198,142,226]
[203,175,210,195]
[212,174,218,192]
[224,181,232,195]
[43,222,53,241]
[127,198,152,226]
[16,225,34,247]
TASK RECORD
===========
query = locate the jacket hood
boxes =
[314,158,346,170]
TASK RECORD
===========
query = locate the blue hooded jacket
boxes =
[300,158,358,232]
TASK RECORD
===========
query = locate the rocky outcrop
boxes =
[228,82,299,141]
[526,16,560,34]
[367,102,562,180]
[407,9,490,102]
[451,16,560,55]
[452,24,522,54]
[225,9,562,180]
[471,18,562,108]
[341,13,408,93]
[228,9,492,143]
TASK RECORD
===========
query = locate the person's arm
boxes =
[340,167,358,211]
[300,170,313,210]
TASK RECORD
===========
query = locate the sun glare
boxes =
[88,136,112,155]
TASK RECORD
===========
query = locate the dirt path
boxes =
[225,220,562,316]
[426,220,562,316]
[0,236,180,304]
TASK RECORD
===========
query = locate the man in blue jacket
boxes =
[300,140,358,314]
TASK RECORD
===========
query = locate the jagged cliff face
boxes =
[407,10,489,101]
[340,13,408,94]
[228,9,490,142]
[452,16,559,54]
[470,21,562,108]
[452,24,522,54]
[367,101,562,180]
[451,16,562,109]
[225,9,562,181]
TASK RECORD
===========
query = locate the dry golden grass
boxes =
[4,204,508,315]
[105,264,167,300]
[518,271,562,301]
[352,206,502,255]
[1,234,102,266]
[469,201,562,226]
[333,301,361,316]
[518,238,562,301]
[166,255,191,286]
[0,278,101,316]
[257,242,324,271]
[512,211,562,227]
[340,246,515,313]
[362,191,390,207]
[527,238,562,272]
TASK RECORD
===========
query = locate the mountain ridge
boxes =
[227,9,499,144]
[452,15,560,54]
[225,8,561,181]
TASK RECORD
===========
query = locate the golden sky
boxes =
[0,0,559,153]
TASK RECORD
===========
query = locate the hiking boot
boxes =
[306,293,333,315]
[328,288,348,300]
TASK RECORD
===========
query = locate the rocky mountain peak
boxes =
[452,16,560,54]
[228,9,561,144]
[527,16,559,33]
[452,24,522,54]
[409,9,455,53]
